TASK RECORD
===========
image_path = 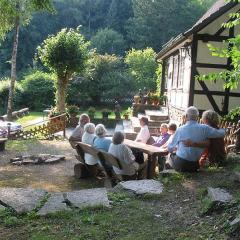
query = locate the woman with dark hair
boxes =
[108,131,141,180]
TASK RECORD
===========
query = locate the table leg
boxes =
[147,155,157,179]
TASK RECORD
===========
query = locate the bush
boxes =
[223,107,240,122]
[19,70,56,110]
[0,78,23,115]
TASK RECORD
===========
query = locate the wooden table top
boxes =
[0,138,7,142]
[124,139,167,155]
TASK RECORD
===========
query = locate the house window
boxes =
[172,55,179,88]
[178,55,185,88]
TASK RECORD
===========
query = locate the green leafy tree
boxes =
[37,28,89,113]
[125,48,158,91]
[127,0,213,51]
[83,53,132,104]
[0,0,54,120]
[91,28,126,55]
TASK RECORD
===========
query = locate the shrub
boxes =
[0,78,23,115]
[19,70,56,110]
[222,107,240,122]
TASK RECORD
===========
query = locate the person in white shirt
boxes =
[135,116,150,143]
[82,123,97,165]
[82,123,105,179]
[109,131,146,180]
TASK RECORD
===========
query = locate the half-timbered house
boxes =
[156,0,240,123]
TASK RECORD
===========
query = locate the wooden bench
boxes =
[75,142,124,184]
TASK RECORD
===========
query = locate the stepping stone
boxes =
[115,180,163,195]
[0,188,47,214]
[233,172,240,182]
[208,187,233,204]
[65,188,110,208]
[230,217,240,228]
[37,193,69,216]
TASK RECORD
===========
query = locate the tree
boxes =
[127,0,213,51]
[91,28,126,55]
[83,53,132,104]
[0,0,54,120]
[125,48,158,91]
[37,28,89,113]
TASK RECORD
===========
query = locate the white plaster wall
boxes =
[199,5,240,35]
[197,40,228,64]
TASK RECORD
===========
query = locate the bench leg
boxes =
[147,155,157,179]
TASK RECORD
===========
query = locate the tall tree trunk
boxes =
[56,79,67,113]
[7,16,20,121]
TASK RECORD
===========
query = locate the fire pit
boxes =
[10,154,65,165]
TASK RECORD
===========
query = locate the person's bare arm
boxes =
[182,139,210,148]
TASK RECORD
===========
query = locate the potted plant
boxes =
[67,105,79,118]
[48,106,62,124]
[123,107,132,120]
[88,106,96,120]
[159,95,167,106]
[151,94,160,105]
[133,95,141,104]
[101,108,111,119]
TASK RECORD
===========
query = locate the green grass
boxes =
[16,112,43,127]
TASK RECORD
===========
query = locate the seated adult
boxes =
[93,124,112,176]
[93,124,112,152]
[153,123,170,147]
[161,123,177,150]
[108,131,141,181]
[135,117,150,143]
[166,106,225,172]
[69,113,90,148]
[184,110,226,167]
[82,123,103,178]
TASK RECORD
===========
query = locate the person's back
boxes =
[94,137,111,152]
[167,106,225,172]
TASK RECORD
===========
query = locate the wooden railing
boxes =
[8,114,67,140]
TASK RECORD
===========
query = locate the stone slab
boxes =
[230,217,240,227]
[233,172,240,182]
[117,180,163,195]
[37,193,69,216]
[65,188,110,208]
[0,188,47,214]
[208,187,233,204]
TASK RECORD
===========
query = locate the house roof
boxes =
[156,0,238,60]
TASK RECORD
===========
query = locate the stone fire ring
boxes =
[10,154,65,165]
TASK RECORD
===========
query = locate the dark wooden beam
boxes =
[189,34,198,106]
[197,80,221,114]
[196,63,228,69]
[197,34,229,42]
[194,90,240,97]
[160,61,166,96]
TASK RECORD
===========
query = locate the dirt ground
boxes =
[0,139,103,192]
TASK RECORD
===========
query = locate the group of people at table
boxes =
[69,106,226,181]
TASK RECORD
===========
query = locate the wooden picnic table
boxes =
[124,139,167,178]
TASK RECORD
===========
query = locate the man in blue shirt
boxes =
[167,106,225,172]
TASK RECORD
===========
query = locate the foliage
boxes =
[126,0,211,51]
[197,0,240,90]
[19,70,55,110]
[125,48,158,91]
[82,53,133,104]
[48,106,62,118]
[37,27,89,112]
[0,78,23,115]
[66,105,79,116]
[88,106,96,115]
[91,28,126,55]
[222,106,240,122]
